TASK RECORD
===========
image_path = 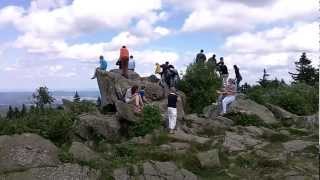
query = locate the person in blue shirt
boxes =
[91,55,108,79]
[128,55,135,71]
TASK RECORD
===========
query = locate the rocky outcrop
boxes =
[228,94,278,125]
[0,163,100,180]
[74,113,120,140]
[282,140,316,153]
[0,133,60,173]
[196,149,221,168]
[96,69,165,106]
[223,131,262,152]
[168,130,210,144]
[113,161,198,180]
[69,142,101,162]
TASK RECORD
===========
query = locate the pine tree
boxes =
[21,104,27,116]
[258,69,270,87]
[33,86,55,108]
[13,107,20,118]
[6,106,14,119]
[73,91,81,102]
[289,52,319,86]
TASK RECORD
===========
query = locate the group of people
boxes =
[155,61,180,88]
[195,49,242,116]
[91,46,244,134]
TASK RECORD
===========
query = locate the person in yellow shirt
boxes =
[155,63,161,74]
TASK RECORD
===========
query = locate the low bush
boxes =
[225,113,264,127]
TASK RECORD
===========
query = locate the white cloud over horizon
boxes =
[0,0,318,90]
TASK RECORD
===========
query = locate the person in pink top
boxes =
[216,78,237,115]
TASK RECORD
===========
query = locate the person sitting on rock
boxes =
[139,86,148,103]
[91,55,108,79]
[167,87,178,134]
[124,85,144,113]
[128,55,136,72]
[216,78,237,116]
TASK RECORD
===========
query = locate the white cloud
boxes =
[0,6,25,27]
[180,0,317,33]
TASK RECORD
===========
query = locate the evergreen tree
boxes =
[21,104,27,116]
[32,86,55,108]
[13,107,20,118]
[289,52,319,86]
[258,69,270,87]
[6,106,14,119]
[73,91,81,102]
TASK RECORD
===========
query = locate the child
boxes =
[167,87,178,134]
[139,86,147,103]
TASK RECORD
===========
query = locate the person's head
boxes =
[122,45,126,48]
[131,85,139,94]
[169,87,176,94]
[213,54,216,58]
[165,61,169,65]
[99,55,104,60]
[220,57,224,61]
[130,55,133,59]
[233,65,238,70]
[200,49,204,53]
[228,78,235,85]
[156,63,159,65]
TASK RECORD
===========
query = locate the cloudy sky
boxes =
[0,0,318,91]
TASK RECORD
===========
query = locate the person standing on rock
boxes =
[219,59,229,86]
[91,55,108,79]
[233,65,242,91]
[167,87,178,134]
[195,49,206,63]
[119,46,129,78]
[207,54,217,72]
[128,55,136,72]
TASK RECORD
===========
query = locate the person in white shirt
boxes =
[128,55,136,72]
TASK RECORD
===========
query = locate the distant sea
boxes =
[0,91,100,115]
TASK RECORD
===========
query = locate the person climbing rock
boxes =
[128,55,136,72]
[160,62,170,87]
[167,65,180,88]
[119,46,129,78]
[195,49,206,63]
[167,87,178,134]
[216,78,237,116]
[91,55,108,79]
[233,65,242,91]
[124,85,144,113]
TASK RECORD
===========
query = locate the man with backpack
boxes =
[195,49,206,63]
[119,46,129,78]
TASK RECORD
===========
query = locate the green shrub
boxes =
[69,100,97,114]
[128,105,162,137]
[225,113,264,127]
[178,62,222,113]
[247,83,318,115]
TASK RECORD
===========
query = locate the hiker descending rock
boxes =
[233,65,242,91]
[217,78,237,115]
[167,65,180,88]
[91,55,108,79]
[167,87,178,134]
[124,85,144,113]
[217,57,228,86]
[119,45,129,78]
[195,49,206,63]
[128,55,136,72]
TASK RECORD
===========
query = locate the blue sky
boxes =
[0,0,317,91]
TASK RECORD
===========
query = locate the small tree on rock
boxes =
[13,107,20,118]
[21,104,27,116]
[6,106,14,119]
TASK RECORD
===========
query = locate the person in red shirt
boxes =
[119,46,129,78]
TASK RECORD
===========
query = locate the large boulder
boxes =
[96,69,165,106]
[74,113,120,140]
[196,149,221,168]
[69,142,101,162]
[223,131,262,152]
[282,140,316,153]
[266,103,298,123]
[0,133,60,173]
[0,163,100,180]
[168,130,210,144]
[228,94,278,125]
[295,113,319,131]
[113,161,198,180]
[110,69,141,80]
[115,100,141,122]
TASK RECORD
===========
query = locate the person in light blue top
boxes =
[128,55,135,71]
[91,55,108,79]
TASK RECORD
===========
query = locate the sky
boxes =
[0,0,318,91]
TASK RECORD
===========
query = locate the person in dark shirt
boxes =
[160,62,170,87]
[217,58,228,86]
[207,54,217,72]
[167,87,178,134]
[195,49,206,63]
[233,65,242,91]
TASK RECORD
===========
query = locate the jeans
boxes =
[222,95,235,114]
